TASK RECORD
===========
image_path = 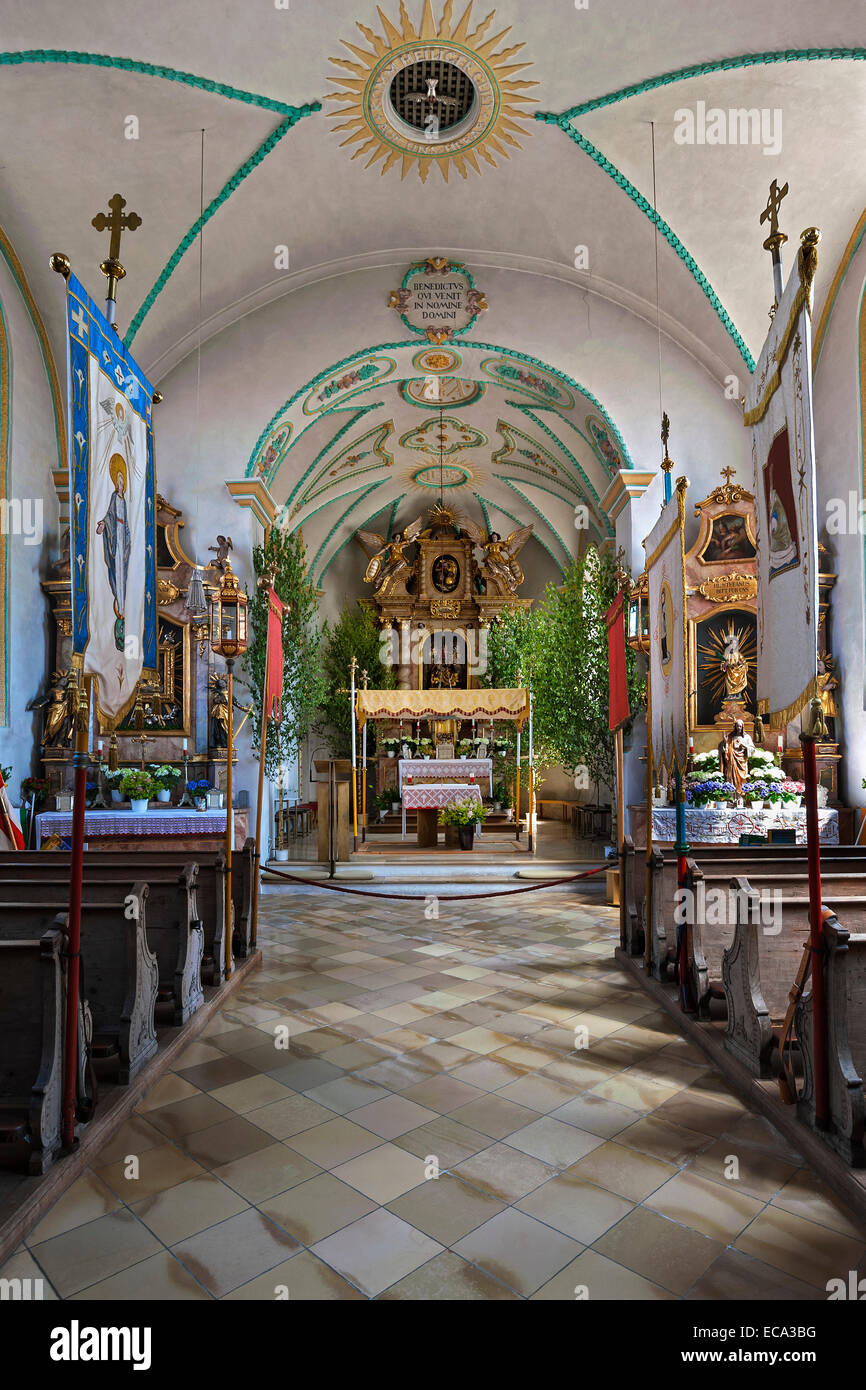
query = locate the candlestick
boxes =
[182,737,188,752]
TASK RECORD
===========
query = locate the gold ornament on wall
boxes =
[326,0,536,183]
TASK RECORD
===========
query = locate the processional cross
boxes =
[759,179,788,308]
[91,193,142,325]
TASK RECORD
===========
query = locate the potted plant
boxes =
[20,776,50,808]
[742,780,768,810]
[381,737,399,759]
[148,763,182,804]
[120,768,155,813]
[187,777,212,811]
[438,799,488,850]
[456,738,473,760]
[780,778,805,807]
[417,736,433,760]
[374,788,393,823]
[103,768,124,803]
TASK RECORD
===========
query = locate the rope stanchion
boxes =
[260,861,611,902]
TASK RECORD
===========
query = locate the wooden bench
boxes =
[0,930,65,1174]
[0,891,157,1084]
[0,846,242,986]
[795,912,866,1167]
[722,880,866,1078]
[684,860,866,1019]
[0,866,203,1026]
[620,835,643,956]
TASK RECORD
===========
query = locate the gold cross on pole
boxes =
[660,411,673,473]
[760,179,788,251]
[91,193,142,325]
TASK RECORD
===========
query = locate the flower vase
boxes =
[130,798,149,815]
[156,789,171,803]
[458,824,475,850]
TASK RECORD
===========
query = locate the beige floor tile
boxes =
[449,1057,529,1091]
[540,1056,615,1090]
[260,1172,377,1244]
[687,1136,799,1203]
[95,1142,207,1202]
[213,1142,321,1202]
[311,1208,442,1298]
[550,1092,642,1139]
[396,1074,486,1114]
[645,1168,765,1241]
[68,1250,212,1300]
[348,1095,438,1139]
[28,1171,121,1244]
[453,1208,581,1297]
[386,1173,506,1244]
[616,1114,714,1166]
[135,1073,199,1113]
[89,1113,165,1167]
[0,1247,58,1299]
[302,1075,391,1115]
[516,1171,634,1244]
[448,1026,517,1055]
[394,1115,490,1166]
[495,1074,582,1114]
[207,1074,294,1114]
[30,1209,162,1297]
[588,1072,681,1112]
[172,1208,300,1297]
[490,1042,560,1072]
[770,1168,866,1241]
[245,1093,335,1140]
[452,1142,558,1203]
[653,1090,747,1139]
[333,1142,429,1203]
[173,1040,225,1068]
[224,1250,366,1300]
[448,1093,540,1140]
[506,1116,604,1168]
[594,1206,724,1296]
[180,1115,277,1169]
[568,1140,678,1202]
[734,1205,866,1289]
[686,1248,820,1301]
[532,1249,677,1301]
[287,1117,383,1167]
[377,1249,518,1300]
[146,1093,236,1140]
[130,1174,249,1244]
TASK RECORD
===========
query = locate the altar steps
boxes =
[366,810,520,837]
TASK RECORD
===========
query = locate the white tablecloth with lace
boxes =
[650,807,839,845]
[36,808,231,846]
[401,783,483,838]
[398,758,492,793]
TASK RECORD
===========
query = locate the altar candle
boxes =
[688,735,694,754]
[777,735,783,754]
[182,738,188,752]
[97,739,103,753]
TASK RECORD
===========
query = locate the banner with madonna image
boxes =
[744,228,821,729]
[644,476,690,777]
[63,272,157,726]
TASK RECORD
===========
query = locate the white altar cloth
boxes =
[398,757,493,794]
[36,807,231,846]
[650,806,839,846]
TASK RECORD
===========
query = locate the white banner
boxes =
[644,476,690,776]
[744,229,821,727]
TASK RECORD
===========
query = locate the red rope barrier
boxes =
[260,861,610,901]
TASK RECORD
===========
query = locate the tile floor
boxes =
[4,883,866,1300]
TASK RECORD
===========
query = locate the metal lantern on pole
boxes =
[209,560,248,979]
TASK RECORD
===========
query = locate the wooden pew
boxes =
[0,891,157,1084]
[722,879,866,1078]
[620,835,642,956]
[0,929,65,1174]
[684,859,866,1019]
[796,912,866,1167]
[0,866,203,1026]
[0,839,257,980]
[646,846,866,989]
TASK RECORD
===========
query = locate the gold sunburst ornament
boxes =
[327,0,536,182]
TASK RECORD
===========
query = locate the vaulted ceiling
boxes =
[1,0,864,573]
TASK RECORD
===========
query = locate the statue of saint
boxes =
[720,630,748,700]
[28,671,73,747]
[718,718,755,793]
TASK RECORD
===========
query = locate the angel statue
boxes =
[460,517,533,596]
[28,670,74,747]
[208,535,233,572]
[357,516,424,597]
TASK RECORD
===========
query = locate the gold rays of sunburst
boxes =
[326,0,537,183]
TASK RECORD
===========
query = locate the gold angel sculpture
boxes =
[459,516,533,595]
[356,516,425,596]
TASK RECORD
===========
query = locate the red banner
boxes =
[265,589,284,725]
[605,590,630,732]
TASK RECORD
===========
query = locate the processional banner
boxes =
[743,229,821,728]
[644,476,690,776]
[265,589,284,724]
[62,273,157,726]
[605,590,630,732]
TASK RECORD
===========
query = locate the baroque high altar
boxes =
[356,503,533,690]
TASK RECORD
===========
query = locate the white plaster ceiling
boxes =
[1,0,864,557]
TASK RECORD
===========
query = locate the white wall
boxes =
[0,250,61,793]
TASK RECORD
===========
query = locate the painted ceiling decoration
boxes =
[398,414,486,455]
[301,421,394,508]
[399,376,484,409]
[326,0,537,183]
[246,340,633,482]
[388,257,487,342]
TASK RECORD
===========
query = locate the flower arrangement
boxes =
[380,737,400,756]
[119,769,155,801]
[148,763,182,790]
[20,776,50,804]
[686,779,731,807]
[186,778,212,794]
[780,778,805,804]
[438,800,488,826]
[456,738,473,756]
[416,736,433,755]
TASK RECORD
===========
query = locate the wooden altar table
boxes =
[401,783,483,843]
[36,807,250,852]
